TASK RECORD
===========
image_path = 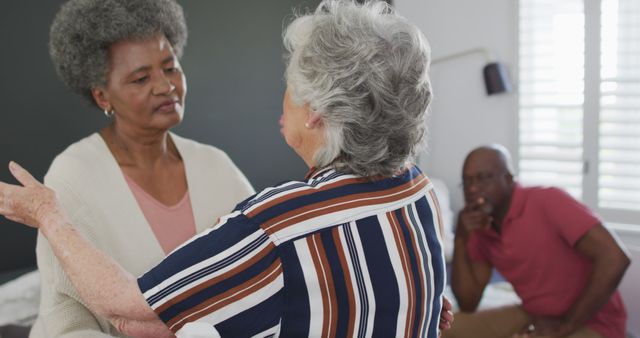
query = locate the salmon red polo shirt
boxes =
[467,184,627,338]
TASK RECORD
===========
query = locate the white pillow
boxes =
[0,270,40,326]
[430,178,455,262]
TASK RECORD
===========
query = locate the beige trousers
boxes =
[442,305,602,338]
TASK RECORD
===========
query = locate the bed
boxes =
[0,271,38,338]
[0,217,38,338]
[0,269,39,325]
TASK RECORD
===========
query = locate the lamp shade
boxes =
[483,62,512,95]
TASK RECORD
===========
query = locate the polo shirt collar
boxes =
[503,182,526,225]
[478,183,524,238]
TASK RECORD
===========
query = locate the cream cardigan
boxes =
[30,133,255,338]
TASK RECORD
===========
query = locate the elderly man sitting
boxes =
[445,144,630,338]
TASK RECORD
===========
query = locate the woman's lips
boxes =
[155,100,179,113]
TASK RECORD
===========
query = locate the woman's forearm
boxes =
[41,218,172,337]
[0,162,170,336]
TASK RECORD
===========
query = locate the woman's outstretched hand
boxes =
[0,161,65,229]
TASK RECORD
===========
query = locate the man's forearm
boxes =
[451,238,485,312]
[563,253,630,330]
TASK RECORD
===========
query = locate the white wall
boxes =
[395,0,519,212]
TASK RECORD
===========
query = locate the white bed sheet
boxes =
[0,270,39,326]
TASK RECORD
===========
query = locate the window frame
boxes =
[516,0,640,226]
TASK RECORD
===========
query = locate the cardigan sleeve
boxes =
[210,149,256,205]
[33,172,123,337]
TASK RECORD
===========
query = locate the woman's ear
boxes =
[91,87,110,111]
[306,111,324,129]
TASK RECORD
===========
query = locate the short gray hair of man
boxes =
[49,0,187,105]
[283,0,432,177]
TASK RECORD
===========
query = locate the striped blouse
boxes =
[138,166,446,338]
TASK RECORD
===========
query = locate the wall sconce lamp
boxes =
[432,47,512,95]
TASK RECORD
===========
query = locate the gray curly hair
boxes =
[49,0,187,105]
[283,0,432,177]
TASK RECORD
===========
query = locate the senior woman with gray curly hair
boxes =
[29,1,254,337]
[1,1,447,337]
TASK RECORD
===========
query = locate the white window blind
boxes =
[519,0,640,223]
[518,0,585,199]
[599,0,640,211]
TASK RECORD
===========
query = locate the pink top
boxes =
[124,175,197,255]
[467,184,627,338]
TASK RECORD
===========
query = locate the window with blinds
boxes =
[519,0,640,223]
[599,0,640,212]
[518,0,585,199]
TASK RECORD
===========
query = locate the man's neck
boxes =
[491,188,515,234]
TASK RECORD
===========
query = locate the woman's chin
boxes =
[152,112,183,131]
[283,135,297,150]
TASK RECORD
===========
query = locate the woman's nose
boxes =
[152,75,175,95]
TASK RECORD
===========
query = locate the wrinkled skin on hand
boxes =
[0,162,66,229]
[439,295,454,332]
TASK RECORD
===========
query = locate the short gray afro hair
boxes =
[49,0,187,104]
[284,0,432,177]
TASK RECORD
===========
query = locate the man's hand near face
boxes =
[457,197,493,240]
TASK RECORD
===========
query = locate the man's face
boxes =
[461,150,513,214]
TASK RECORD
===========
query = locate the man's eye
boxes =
[133,76,149,84]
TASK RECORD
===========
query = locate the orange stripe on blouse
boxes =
[247,175,387,218]
[156,242,276,315]
[263,174,429,235]
[167,259,283,332]
[317,235,339,338]
[333,227,357,338]
[402,207,427,337]
[309,234,339,338]
[388,211,416,338]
